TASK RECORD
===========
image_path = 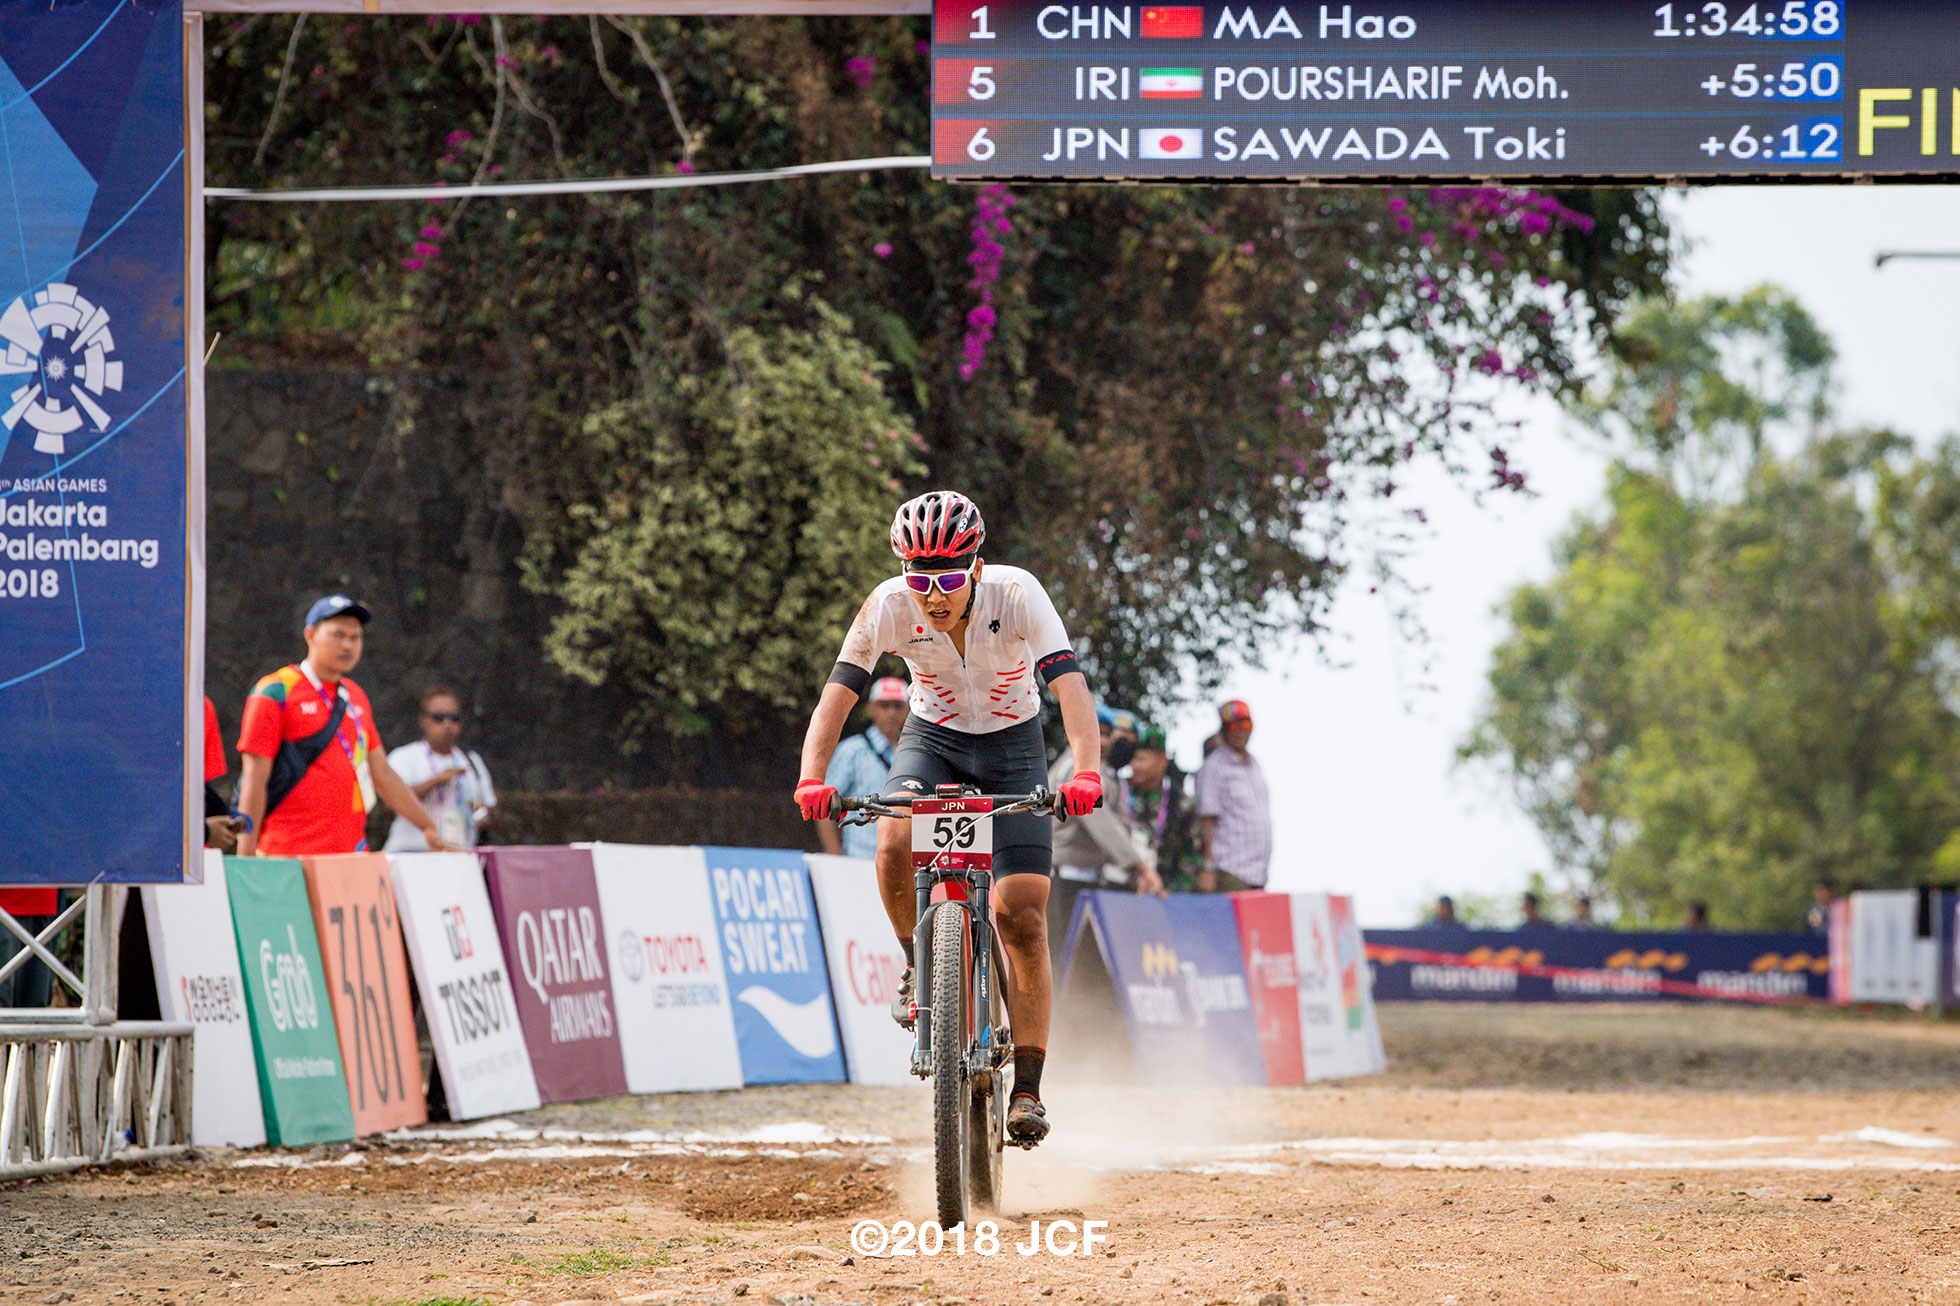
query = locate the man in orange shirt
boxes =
[234,596,447,857]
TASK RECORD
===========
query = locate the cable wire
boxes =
[205,154,932,202]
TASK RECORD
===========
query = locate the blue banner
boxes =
[1365,928,1831,1002]
[0,0,191,883]
[702,847,845,1085]
[1059,890,1267,1084]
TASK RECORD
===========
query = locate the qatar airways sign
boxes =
[480,847,628,1103]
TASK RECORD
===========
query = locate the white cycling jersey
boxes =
[835,565,1078,734]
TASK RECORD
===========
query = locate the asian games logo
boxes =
[0,284,124,455]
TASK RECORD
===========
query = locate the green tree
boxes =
[525,298,922,740]
[1464,291,1960,929]
[205,15,1670,755]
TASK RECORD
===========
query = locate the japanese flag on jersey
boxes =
[1140,128,1204,159]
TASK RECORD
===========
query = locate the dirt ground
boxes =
[10,1003,1960,1306]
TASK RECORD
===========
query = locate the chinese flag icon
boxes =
[1141,6,1204,37]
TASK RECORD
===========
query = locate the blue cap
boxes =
[1096,702,1139,733]
[304,594,372,629]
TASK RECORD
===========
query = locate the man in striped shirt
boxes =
[1193,698,1271,892]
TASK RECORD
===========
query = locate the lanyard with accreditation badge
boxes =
[299,662,378,815]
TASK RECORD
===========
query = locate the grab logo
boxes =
[1,284,124,455]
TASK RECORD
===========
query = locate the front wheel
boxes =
[931,903,973,1230]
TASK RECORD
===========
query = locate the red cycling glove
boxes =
[1059,769,1103,817]
[795,778,838,821]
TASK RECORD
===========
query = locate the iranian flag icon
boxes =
[1140,6,1204,38]
[1140,68,1204,98]
[1139,128,1204,159]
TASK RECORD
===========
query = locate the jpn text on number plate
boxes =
[909,796,995,871]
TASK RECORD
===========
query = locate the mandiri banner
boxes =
[1056,891,1267,1086]
[1366,928,1832,1003]
[0,0,197,884]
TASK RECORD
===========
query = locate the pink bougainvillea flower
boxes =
[845,56,877,87]
[445,129,473,150]
[401,258,425,270]
[420,222,444,240]
[917,39,931,55]
[413,241,441,258]
[873,242,893,258]
[676,158,695,175]
[541,46,560,59]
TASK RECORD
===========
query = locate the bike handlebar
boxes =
[837,788,1069,824]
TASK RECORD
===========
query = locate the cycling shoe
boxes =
[1006,1093,1050,1147]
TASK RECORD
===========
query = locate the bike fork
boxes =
[911,868,935,1078]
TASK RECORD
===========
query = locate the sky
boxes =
[1161,186,1960,928]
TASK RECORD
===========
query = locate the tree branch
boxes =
[604,15,695,163]
[253,15,307,169]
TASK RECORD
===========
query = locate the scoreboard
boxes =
[929,0,1960,181]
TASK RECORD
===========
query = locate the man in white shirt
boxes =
[384,686,497,851]
[1194,698,1271,891]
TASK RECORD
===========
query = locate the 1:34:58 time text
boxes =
[1654,2,1842,38]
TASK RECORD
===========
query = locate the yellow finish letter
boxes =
[1860,88,1912,156]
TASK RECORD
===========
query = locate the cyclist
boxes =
[795,490,1104,1146]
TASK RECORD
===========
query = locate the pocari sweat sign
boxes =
[703,847,845,1085]
[0,0,198,884]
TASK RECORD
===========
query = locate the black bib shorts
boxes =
[883,716,1052,877]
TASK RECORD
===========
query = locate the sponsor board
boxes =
[1227,891,1304,1085]
[586,843,744,1094]
[389,852,540,1120]
[142,851,265,1148]
[1368,928,1832,1003]
[1058,891,1266,1085]
[1292,894,1386,1081]
[480,847,629,1103]
[222,857,354,1146]
[1841,890,1934,1007]
[702,847,845,1085]
[805,854,914,1086]
[302,855,426,1134]
[0,0,199,884]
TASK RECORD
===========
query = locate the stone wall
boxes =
[206,367,804,834]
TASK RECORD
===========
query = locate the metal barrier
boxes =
[0,886,197,1177]
[0,1021,195,1177]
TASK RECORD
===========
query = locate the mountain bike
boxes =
[838,784,1066,1230]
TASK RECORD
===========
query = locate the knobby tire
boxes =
[931,903,972,1230]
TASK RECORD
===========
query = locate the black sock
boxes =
[1013,1047,1045,1100]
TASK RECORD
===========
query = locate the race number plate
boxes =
[909,797,995,871]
